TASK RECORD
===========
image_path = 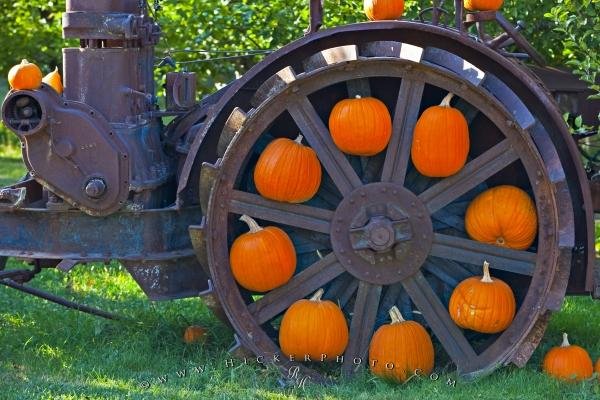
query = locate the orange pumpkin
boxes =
[279,288,349,361]
[369,306,434,382]
[465,185,538,250]
[254,135,322,203]
[542,333,593,382]
[464,0,504,11]
[183,325,208,344]
[364,0,405,21]
[229,215,296,293]
[448,261,516,334]
[43,67,63,95]
[8,59,43,90]
[411,92,470,177]
[329,95,392,156]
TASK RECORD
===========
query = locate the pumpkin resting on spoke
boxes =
[229,215,296,293]
[465,185,538,250]
[448,261,516,334]
[254,135,322,203]
[411,92,470,178]
[329,95,392,156]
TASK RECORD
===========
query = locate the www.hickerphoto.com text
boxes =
[138,355,458,390]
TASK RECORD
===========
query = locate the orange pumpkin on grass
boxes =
[542,333,593,382]
[254,135,322,203]
[448,261,516,334]
[229,215,296,293]
[329,95,392,156]
[369,306,434,382]
[183,326,208,344]
[411,92,470,177]
[279,288,349,361]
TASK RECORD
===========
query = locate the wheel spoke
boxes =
[230,190,333,234]
[423,259,461,287]
[419,140,518,214]
[288,96,362,196]
[431,233,536,276]
[381,79,425,184]
[247,253,344,324]
[402,271,477,367]
[342,281,382,376]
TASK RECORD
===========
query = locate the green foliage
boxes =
[0,0,65,75]
[0,0,598,147]
[545,0,600,98]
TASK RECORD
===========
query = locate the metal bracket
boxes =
[0,187,26,209]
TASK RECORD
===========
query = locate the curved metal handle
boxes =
[306,0,323,35]
[172,73,185,109]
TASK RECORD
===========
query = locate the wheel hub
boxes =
[330,182,433,285]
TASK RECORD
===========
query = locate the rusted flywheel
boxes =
[192,22,591,383]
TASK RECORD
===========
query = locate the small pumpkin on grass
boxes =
[254,135,322,203]
[411,92,470,177]
[329,95,392,156]
[465,185,537,250]
[8,59,43,90]
[230,215,296,293]
[464,0,504,12]
[364,0,405,21]
[279,288,349,361]
[183,326,208,344]
[542,333,593,382]
[448,261,516,334]
[43,67,63,95]
[369,306,434,382]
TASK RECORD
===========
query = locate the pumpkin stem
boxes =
[481,261,494,283]
[440,92,455,107]
[355,95,362,99]
[310,288,325,302]
[389,306,406,324]
[21,59,29,64]
[560,332,570,347]
[294,134,304,144]
[239,215,263,233]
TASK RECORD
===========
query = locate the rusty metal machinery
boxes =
[1,0,598,383]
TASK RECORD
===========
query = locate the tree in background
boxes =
[0,0,598,146]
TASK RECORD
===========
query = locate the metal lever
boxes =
[306,0,323,35]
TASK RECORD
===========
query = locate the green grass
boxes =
[0,153,599,400]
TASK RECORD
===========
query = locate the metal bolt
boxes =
[84,178,106,199]
[21,107,34,118]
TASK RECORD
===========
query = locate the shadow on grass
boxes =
[0,155,25,187]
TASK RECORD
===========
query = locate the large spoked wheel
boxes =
[198,22,587,383]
